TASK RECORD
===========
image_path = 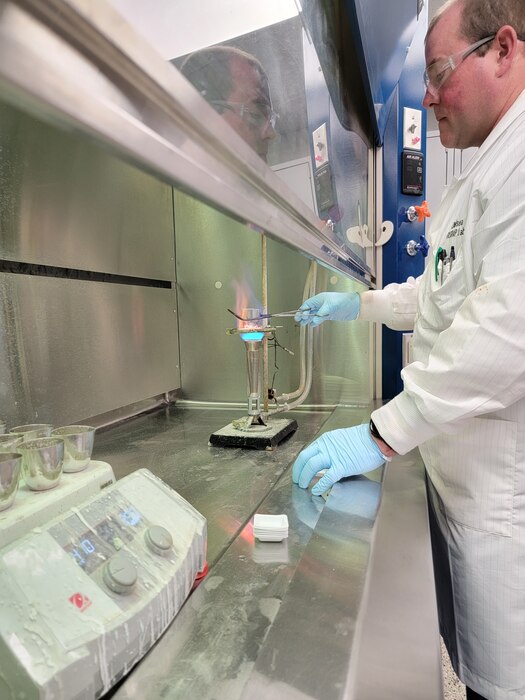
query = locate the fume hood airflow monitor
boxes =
[401,150,424,196]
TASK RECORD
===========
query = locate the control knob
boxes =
[145,525,173,557]
[406,200,431,223]
[102,553,137,594]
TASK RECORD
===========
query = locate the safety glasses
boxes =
[210,100,278,130]
[423,34,495,97]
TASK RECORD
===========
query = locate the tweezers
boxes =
[227,308,302,322]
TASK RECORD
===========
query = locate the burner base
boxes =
[209,417,298,450]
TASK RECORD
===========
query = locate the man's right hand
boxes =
[294,292,361,326]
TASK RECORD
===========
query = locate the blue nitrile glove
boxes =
[294,292,360,327]
[292,423,386,496]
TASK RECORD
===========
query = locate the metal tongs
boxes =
[227,308,301,322]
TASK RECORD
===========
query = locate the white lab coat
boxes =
[361,90,525,699]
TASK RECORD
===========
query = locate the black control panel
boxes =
[314,163,336,211]
[401,150,424,195]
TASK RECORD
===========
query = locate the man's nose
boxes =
[422,87,438,110]
[262,121,276,140]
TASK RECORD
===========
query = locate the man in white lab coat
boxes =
[293,1,525,698]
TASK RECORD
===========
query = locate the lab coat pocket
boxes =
[417,246,468,337]
[423,417,517,536]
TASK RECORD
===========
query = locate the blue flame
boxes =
[240,331,265,341]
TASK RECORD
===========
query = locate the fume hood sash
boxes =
[0,0,373,285]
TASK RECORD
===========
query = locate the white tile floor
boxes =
[442,639,466,700]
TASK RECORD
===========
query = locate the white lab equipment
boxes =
[0,464,206,699]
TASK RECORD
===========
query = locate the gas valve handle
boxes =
[406,235,429,258]
[407,200,431,222]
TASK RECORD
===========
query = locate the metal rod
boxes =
[227,308,303,322]
[227,308,245,321]
[262,234,269,414]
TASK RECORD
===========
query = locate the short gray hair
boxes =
[179,46,268,104]
[427,0,525,45]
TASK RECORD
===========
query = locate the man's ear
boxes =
[494,25,519,77]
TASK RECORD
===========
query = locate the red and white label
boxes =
[69,593,92,612]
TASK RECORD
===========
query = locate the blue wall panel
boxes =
[382,4,428,398]
[347,0,422,142]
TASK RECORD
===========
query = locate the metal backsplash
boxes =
[0,102,175,280]
[0,274,180,427]
[0,101,180,428]
[174,191,371,406]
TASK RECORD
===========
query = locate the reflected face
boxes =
[423,3,496,148]
[222,55,276,162]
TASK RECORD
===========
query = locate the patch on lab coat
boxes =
[445,218,465,239]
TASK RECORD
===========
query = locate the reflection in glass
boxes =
[172,14,369,260]
[108,1,372,261]
[180,47,276,162]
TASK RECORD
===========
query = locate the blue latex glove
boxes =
[292,423,386,496]
[294,292,360,327]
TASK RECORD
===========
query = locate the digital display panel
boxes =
[118,507,142,528]
[63,534,102,575]
[95,517,131,549]
[52,502,145,574]
[401,150,424,195]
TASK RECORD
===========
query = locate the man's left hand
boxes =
[292,423,387,496]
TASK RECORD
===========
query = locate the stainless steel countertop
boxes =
[93,405,442,700]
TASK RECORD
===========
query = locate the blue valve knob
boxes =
[406,235,429,258]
